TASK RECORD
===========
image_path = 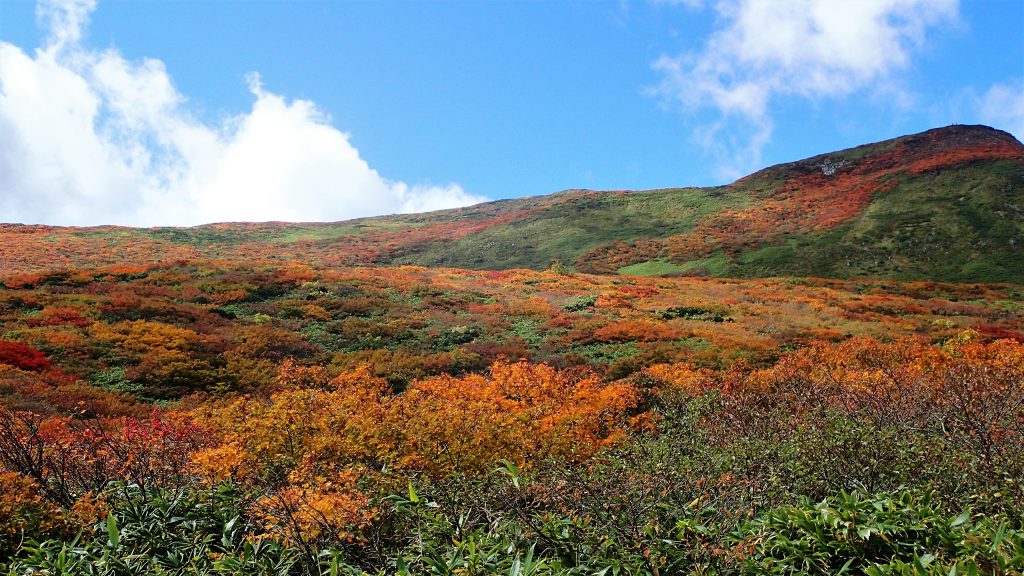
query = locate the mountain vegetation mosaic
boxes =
[1,125,1023,574]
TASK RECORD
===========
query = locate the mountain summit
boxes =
[2,125,1022,282]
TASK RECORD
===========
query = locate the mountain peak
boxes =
[737,124,1024,186]
[914,124,1022,146]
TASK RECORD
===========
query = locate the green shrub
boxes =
[737,491,1024,575]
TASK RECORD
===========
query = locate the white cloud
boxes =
[37,0,96,52]
[977,80,1024,141]
[935,79,1024,142]
[651,0,959,178]
[0,0,484,226]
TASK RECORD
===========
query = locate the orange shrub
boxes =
[643,363,717,396]
[394,361,640,474]
[0,471,73,556]
[191,360,643,542]
[594,320,680,343]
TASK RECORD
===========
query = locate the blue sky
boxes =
[0,0,1021,226]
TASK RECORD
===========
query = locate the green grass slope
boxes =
[727,159,1024,282]
[393,186,746,270]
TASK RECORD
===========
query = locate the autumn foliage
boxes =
[0,471,74,557]
[186,360,640,547]
[0,408,208,506]
[0,341,51,373]
[0,242,1021,570]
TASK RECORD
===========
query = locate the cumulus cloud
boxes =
[0,0,484,226]
[651,0,959,178]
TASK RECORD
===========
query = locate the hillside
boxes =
[2,128,1024,573]
[2,124,1023,283]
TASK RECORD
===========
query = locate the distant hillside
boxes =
[2,124,1022,282]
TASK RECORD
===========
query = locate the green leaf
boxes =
[106,514,120,548]
[498,459,521,489]
[950,511,970,528]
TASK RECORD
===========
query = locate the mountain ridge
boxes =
[2,124,1022,282]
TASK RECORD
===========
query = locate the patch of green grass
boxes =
[270,224,366,243]
[563,294,597,312]
[270,220,421,243]
[398,187,747,270]
[675,252,732,277]
[572,342,640,363]
[735,242,799,276]
[508,318,544,346]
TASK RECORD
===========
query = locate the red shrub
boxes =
[976,324,1024,343]
[0,341,51,372]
